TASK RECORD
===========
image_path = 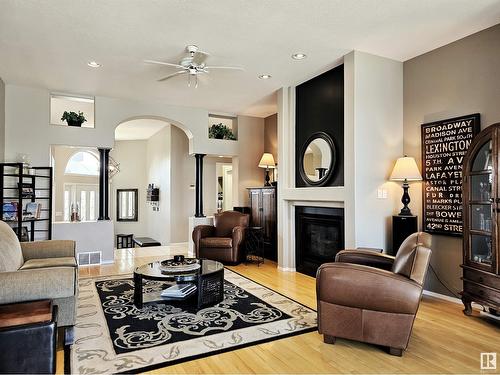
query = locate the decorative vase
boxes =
[67,119,83,127]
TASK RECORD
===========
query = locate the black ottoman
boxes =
[0,300,58,374]
[133,236,161,247]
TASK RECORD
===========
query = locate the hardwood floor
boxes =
[58,245,500,374]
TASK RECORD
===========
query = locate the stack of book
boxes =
[161,283,197,299]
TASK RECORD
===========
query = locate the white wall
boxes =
[170,126,195,243]
[146,126,171,245]
[110,140,148,236]
[277,50,403,270]
[350,51,403,249]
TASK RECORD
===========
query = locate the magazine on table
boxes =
[161,283,197,298]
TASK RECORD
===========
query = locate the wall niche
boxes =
[295,64,344,187]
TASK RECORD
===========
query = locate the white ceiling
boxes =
[1,1,500,118]
[115,119,167,141]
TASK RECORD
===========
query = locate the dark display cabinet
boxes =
[248,187,277,261]
[461,124,499,316]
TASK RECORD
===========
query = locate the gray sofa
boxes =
[0,221,78,327]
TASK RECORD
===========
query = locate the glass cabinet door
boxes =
[467,139,494,269]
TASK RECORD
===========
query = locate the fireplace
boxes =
[295,206,344,276]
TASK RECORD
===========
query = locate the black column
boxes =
[98,148,111,221]
[194,153,206,217]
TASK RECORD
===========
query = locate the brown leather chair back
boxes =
[214,211,250,237]
[392,232,432,285]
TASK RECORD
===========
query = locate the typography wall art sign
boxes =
[421,114,480,236]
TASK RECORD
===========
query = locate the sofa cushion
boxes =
[20,257,77,270]
[0,221,24,272]
[200,237,233,248]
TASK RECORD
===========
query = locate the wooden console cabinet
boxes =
[461,123,500,316]
[248,187,277,261]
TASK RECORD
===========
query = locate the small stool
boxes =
[116,234,134,249]
[245,227,265,266]
[0,300,58,374]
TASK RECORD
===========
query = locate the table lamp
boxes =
[258,153,276,186]
[390,156,422,216]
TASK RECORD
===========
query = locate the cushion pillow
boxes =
[0,221,24,272]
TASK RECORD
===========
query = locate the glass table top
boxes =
[134,258,224,281]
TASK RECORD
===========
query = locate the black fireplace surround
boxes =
[295,206,344,277]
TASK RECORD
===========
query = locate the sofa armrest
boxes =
[192,225,215,256]
[0,267,77,305]
[335,249,395,270]
[316,263,422,315]
[232,226,246,247]
[21,240,76,261]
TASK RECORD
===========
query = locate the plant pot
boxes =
[67,120,83,127]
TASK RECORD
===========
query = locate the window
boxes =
[65,151,99,176]
[64,183,99,221]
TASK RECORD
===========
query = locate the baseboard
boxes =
[422,289,462,304]
[277,266,296,272]
[423,290,499,320]
[100,260,114,265]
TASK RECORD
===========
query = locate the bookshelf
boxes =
[0,163,53,241]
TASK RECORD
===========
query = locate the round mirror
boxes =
[299,132,336,186]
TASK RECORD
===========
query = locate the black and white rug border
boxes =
[72,268,318,374]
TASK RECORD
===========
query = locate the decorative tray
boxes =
[159,258,200,272]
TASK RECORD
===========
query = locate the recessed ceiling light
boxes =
[258,74,272,80]
[87,61,101,68]
[292,53,307,60]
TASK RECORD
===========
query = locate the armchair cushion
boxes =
[392,232,432,285]
[20,257,77,270]
[0,221,23,272]
[335,249,395,271]
[214,211,250,237]
[200,237,233,248]
[0,267,76,305]
[20,240,76,261]
[317,263,422,314]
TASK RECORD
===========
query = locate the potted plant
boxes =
[61,111,87,127]
[209,123,236,140]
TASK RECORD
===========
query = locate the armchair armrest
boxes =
[0,267,77,305]
[21,240,76,261]
[232,226,246,247]
[335,249,395,270]
[192,225,215,256]
[316,263,422,314]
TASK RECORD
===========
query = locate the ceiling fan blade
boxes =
[157,70,187,82]
[192,51,210,65]
[204,66,244,70]
[144,59,184,69]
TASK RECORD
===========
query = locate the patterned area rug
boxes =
[72,269,317,374]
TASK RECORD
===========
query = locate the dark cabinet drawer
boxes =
[463,280,500,304]
[463,269,500,290]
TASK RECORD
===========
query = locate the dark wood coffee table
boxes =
[133,258,224,309]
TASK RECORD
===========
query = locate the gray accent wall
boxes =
[0,78,4,161]
[403,23,500,296]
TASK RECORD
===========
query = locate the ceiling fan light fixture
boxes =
[258,74,272,80]
[292,53,307,60]
[87,61,101,68]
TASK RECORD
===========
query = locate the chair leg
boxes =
[323,335,336,344]
[389,347,403,356]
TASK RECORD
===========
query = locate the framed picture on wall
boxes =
[421,113,480,236]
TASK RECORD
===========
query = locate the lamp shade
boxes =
[390,156,422,181]
[258,153,276,169]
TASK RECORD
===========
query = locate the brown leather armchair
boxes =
[316,232,432,356]
[192,211,250,264]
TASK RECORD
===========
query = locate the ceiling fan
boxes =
[144,45,243,88]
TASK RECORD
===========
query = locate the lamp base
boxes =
[264,169,271,186]
[398,181,413,216]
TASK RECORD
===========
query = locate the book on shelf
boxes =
[2,202,18,221]
[24,202,41,220]
[160,283,197,298]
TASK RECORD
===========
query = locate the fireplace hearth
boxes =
[295,206,344,276]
